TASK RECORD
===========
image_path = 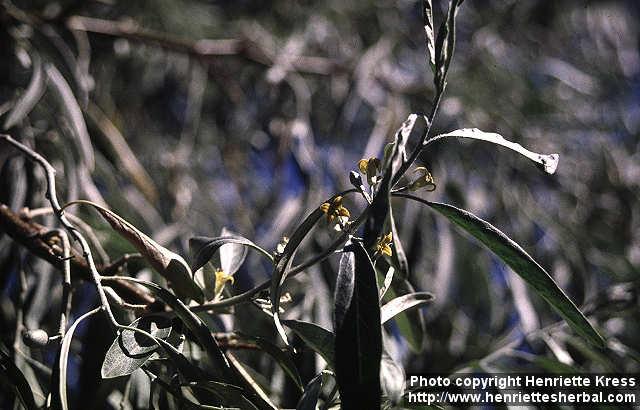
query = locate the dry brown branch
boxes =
[65,15,346,75]
[0,203,155,305]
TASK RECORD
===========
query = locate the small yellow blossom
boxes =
[214,268,234,299]
[408,166,436,192]
[320,196,350,227]
[374,232,393,257]
[358,157,381,185]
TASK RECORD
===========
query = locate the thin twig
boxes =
[0,203,154,304]
[64,15,345,75]
[0,134,118,328]
[52,229,72,336]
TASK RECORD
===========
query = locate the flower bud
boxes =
[22,329,49,348]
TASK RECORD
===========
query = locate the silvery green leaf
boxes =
[426,128,559,174]
[3,53,45,130]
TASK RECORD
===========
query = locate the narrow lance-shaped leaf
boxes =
[226,352,278,410]
[271,206,324,345]
[423,0,436,73]
[397,195,605,348]
[381,292,435,324]
[69,200,203,302]
[388,206,409,279]
[0,344,38,410]
[56,308,100,410]
[236,333,303,390]
[296,373,323,410]
[433,0,463,93]
[380,351,405,406]
[365,115,417,249]
[377,265,426,353]
[45,63,95,171]
[282,319,335,368]
[270,190,355,345]
[3,53,46,130]
[185,381,259,410]
[425,128,559,174]
[334,242,382,410]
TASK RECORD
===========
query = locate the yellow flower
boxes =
[214,268,234,299]
[320,196,350,227]
[358,157,381,185]
[374,232,393,257]
[408,166,436,192]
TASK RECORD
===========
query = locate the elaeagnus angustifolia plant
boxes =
[0,0,610,409]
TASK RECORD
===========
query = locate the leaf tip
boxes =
[541,153,560,174]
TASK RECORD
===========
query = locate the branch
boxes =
[0,203,155,305]
[1,134,126,328]
[65,15,345,75]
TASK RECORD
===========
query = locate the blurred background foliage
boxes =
[1,0,639,408]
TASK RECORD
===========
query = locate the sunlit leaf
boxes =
[226,352,278,410]
[423,0,436,73]
[398,194,605,348]
[58,308,100,410]
[381,292,434,324]
[380,352,405,405]
[425,128,559,174]
[219,227,248,275]
[378,268,426,353]
[101,315,173,379]
[106,277,233,380]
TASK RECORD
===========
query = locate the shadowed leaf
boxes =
[185,381,259,410]
[189,233,272,273]
[334,242,382,410]
[270,191,355,345]
[433,0,463,92]
[237,333,303,390]
[45,63,94,170]
[283,319,335,368]
[296,373,323,410]
[398,194,605,348]
[0,344,38,410]
[3,53,45,130]
[71,200,203,302]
